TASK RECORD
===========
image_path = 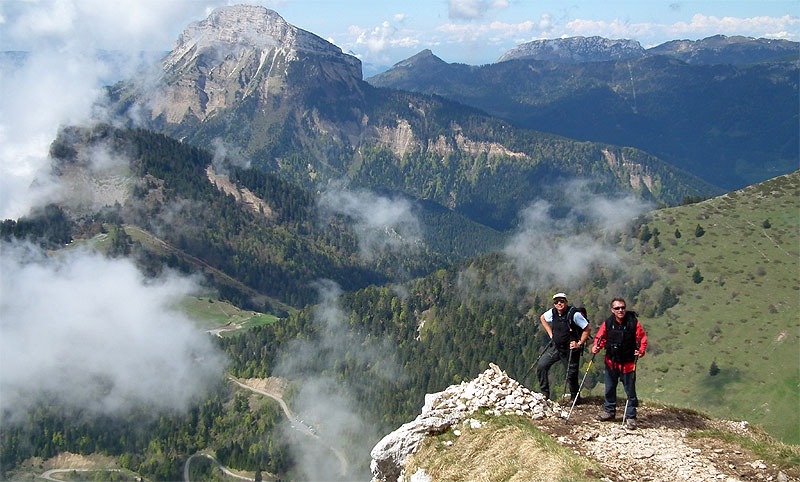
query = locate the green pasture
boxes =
[626,172,799,443]
[179,296,279,332]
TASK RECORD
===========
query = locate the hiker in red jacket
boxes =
[591,297,647,429]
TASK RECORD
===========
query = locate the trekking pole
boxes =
[521,340,552,385]
[562,347,574,402]
[621,353,640,427]
[565,337,602,423]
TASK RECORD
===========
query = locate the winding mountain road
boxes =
[183,453,255,482]
[227,376,349,476]
[40,468,123,481]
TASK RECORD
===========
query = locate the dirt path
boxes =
[531,399,796,482]
[228,376,297,424]
[228,376,350,476]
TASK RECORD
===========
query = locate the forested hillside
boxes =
[45,125,506,309]
[368,52,799,190]
[0,381,292,481]
[2,145,795,482]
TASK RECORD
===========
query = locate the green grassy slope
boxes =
[179,296,279,332]
[599,170,799,443]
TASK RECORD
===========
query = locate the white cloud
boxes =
[503,185,652,290]
[351,19,421,57]
[565,14,800,45]
[448,0,509,20]
[0,49,110,219]
[0,0,232,220]
[274,280,401,481]
[0,243,226,417]
[318,182,423,260]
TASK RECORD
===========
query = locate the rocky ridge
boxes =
[369,363,559,482]
[495,34,798,65]
[497,36,645,63]
[647,35,799,64]
[370,364,798,482]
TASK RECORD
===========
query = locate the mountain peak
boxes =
[497,36,645,63]
[129,4,362,125]
[393,49,447,69]
[165,5,353,71]
[371,363,795,482]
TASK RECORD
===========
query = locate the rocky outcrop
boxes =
[497,36,644,63]
[602,149,654,192]
[206,166,273,218]
[369,363,558,482]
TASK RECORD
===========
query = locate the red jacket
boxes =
[593,318,647,374]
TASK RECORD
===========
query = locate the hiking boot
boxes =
[625,418,637,430]
[595,411,615,421]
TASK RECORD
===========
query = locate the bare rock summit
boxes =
[369,363,559,482]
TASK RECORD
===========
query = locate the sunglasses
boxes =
[553,299,567,304]
[612,306,626,311]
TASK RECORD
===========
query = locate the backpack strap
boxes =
[567,306,578,331]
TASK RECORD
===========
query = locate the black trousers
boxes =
[536,344,580,399]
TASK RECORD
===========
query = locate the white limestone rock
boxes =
[370,363,557,482]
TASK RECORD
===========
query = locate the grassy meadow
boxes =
[589,171,799,443]
[179,296,279,333]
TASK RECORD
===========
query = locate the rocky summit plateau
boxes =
[497,36,645,63]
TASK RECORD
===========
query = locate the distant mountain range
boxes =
[369,36,799,190]
[109,6,717,232]
[497,34,798,65]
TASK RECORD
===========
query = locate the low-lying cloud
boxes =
[274,280,402,481]
[318,182,423,260]
[0,242,226,418]
[504,185,652,290]
[0,0,226,221]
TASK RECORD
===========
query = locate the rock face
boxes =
[369,363,558,482]
[646,35,800,65]
[497,36,645,63]
[139,5,362,124]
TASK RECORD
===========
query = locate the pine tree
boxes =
[695,224,705,237]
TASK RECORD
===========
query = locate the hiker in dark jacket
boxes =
[592,297,648,429]
[536,292,591,402]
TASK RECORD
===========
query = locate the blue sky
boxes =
[279,0,800,72]
[2,0,798,74]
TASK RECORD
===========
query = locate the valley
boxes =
[1,4,797,482]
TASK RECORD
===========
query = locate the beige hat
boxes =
[552,292,567,300]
